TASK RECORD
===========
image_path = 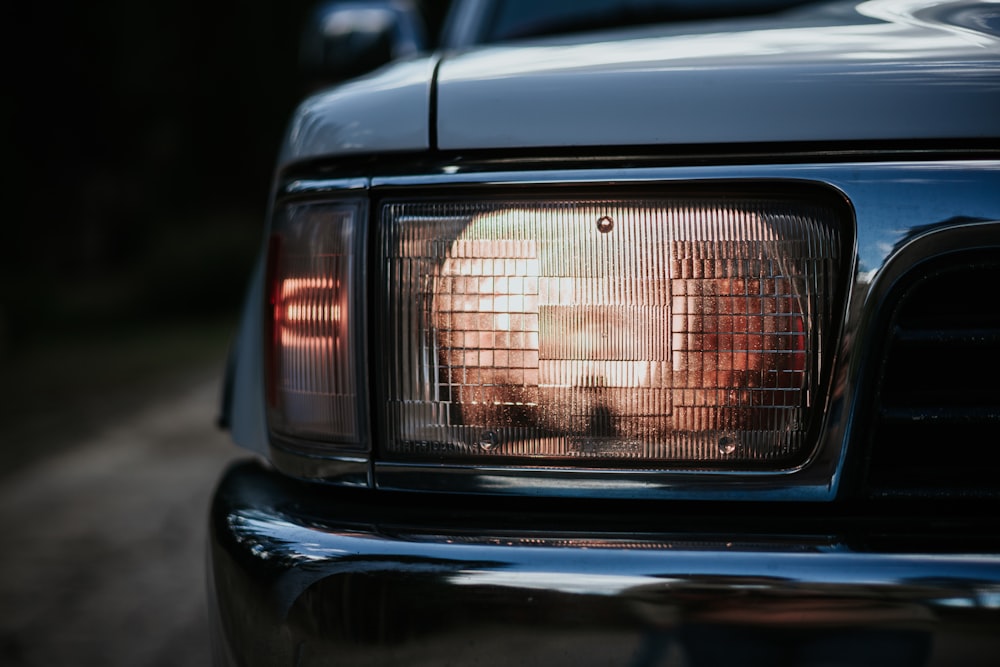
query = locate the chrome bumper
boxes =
[209,461,1000,666]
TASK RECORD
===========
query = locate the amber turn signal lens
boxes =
[378,197,842,469]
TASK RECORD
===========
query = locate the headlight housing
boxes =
[259,177,851,494]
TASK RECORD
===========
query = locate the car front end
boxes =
[209,1,1000,664]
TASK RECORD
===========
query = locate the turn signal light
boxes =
[266,201,366,447]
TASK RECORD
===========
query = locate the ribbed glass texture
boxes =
[379,199,840,468]
[267,202,360,445]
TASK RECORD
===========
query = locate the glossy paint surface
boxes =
[280,1,1000,164]
[436,0,1000,150]
[280,57,435,165]
[209,462,1000,666]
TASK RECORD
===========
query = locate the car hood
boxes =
[281,0,999,164]
[435,0,1000,150]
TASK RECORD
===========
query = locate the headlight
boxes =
[378,194,843,470]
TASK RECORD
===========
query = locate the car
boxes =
[209,0,1000,664]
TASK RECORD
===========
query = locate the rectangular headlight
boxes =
[377,195,842,469]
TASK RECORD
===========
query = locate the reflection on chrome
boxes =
[448,570,661,596]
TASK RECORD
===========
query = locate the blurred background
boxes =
[3,1,446,665]
[5,0,314,457]
[3,0,444,460]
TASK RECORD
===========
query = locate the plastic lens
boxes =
[379,198,841,468]
[266,201,365,446]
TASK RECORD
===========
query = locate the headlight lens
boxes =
[378,196,842,469]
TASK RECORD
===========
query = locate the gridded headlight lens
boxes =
[266,200,366,448]
[378,196,842,469]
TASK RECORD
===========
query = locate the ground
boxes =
[0,365,241,666]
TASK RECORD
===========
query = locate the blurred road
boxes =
[0,373,243,666]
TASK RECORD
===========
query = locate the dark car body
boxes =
[210,1,1000,664]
